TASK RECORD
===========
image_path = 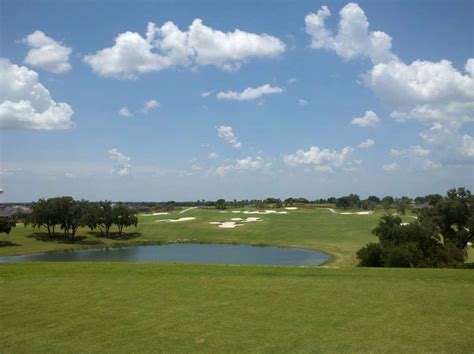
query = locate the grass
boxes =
[1,263,473,353]
[1,207,473,352]
[0,207,417,267]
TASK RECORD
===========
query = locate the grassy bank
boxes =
[1,263,473,353]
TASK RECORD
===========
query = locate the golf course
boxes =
[1,206,473,352]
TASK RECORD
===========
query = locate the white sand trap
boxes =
[356,211,373,215]
[209,222,221,225]
[285,207,298,210]
[219,211,229,213]
[231,217,243,221]
[156,217,196,223]
[400,222,410,226]
[218,222,244,229]
[231,211,241,214]
[325,208,373,215]
[142,212,169,216]
[180,207,198,214]
[242,217,262,222]
[276,211,288,214]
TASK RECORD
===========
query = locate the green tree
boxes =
[113,203,138,236]
[216,199,226,210]
[0,217,16,234]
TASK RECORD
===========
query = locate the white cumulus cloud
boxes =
[108,148,131,176]
[283,145,354,172]
[358,138,375,148]
[351,110,380,127]
[84,19,285,79]
[216,125,241,148]
[142,99,160,113]
[0,58,73,130]
[119,107,133,117]
[22,31,72,73]
[383,162,399,172]
[216,84,283,101]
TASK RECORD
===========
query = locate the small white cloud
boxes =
[217,84,283,101]
[351,110,380,127]
[201,90,214,97]
[216,125,241,148]
[212,156,269,176]
[298,99,308,106]
[208,152,218,159]
[284,145,354,172]
[287,78,297,84]
[0,58,73,130]
[64,172,76,178]
[358,138,375,148]
[108,148,131,176]
[22,31,72,73]
[390,148,402,156]
[142,99,160,113]
[383,162,399,171]
[119,107,133,117]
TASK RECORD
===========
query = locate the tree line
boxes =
[24,197,138,238]
[357,188,473,268]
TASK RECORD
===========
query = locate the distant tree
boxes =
[113,203,138,236]
[29,198,61,237]
[255,200,265,210]
[216,199,226,210]
[367,195,380,204]
[424,194,443,206]
[0,217,16,235]
[327,197,337,204]
[381,196,394,212]
[336,197,350,210]
[284,198,295,206]
[96,201,114,237]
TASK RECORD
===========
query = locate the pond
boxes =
[0,243,331,266]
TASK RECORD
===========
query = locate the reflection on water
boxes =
[0,243,331,266]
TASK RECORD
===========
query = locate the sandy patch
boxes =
[285,207,298,210]
[219,222,244,229]
[180,207,198,214]
[400,222,410,226]
[142,212,169,216]
[325,208,373,215]
[156,217,196,223]
[219,211,229,213]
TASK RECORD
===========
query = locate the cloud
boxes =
[298,99,308,106]
[84,19,285,79]
[212,156,269,176]
[306,3,473,167]
[351,110,380,127]
[283,145,354,172]
[383,162,399,172]
[22,31,72,73]
[305,3,397,64]
[119,107,133,117]
[287,78,297,84]
[389,145,441,170]
[108,148,131,176]
[216,125,241,148]
[216,84,283,101]
[0,58,73,130]
[201,90,214,97]
[142,99,160,113]
[208,152,218,159]
[358,138,374,148]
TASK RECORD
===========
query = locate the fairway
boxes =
[1,263,473,353]
[0,207,414,267]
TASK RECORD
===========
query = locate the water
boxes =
[0,243,331,266]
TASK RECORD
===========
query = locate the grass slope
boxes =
[0,208,416,267]
[1,263,473,353]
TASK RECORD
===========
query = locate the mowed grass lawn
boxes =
[1,207,473,352]
[0,207,418,267]
[1,263,473,353]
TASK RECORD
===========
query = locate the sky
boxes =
[0,0,473,202]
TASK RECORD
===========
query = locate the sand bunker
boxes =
[326,208,373,215]
[210,217,263,228]
[285,207,298,210]
[156,217,196,223]
[142,212,169,216]
[230,210,288,215]
[180,207,198,214]
[400,222,410,226]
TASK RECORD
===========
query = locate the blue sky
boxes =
[0,0,473,202]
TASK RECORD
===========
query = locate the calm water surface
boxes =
[0,243,331,266]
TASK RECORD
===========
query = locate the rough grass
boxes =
[0,207,417,267]
[1,263,473,353]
